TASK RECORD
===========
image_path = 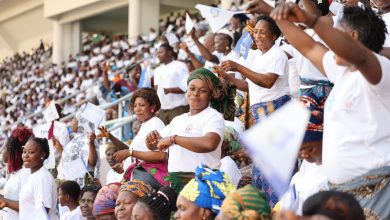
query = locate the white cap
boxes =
[217,28,234,41]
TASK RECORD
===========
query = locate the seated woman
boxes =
[114,180,153,220]
[146,68,236,193]
[174,164,235,220]
[132,186,177,220]
[99,88,167,188]
[19,137,58,220]
[0,127,33,220]
[93,183,121,220]
[217,185,271,220]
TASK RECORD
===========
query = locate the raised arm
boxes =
[190,31,220,64]
[271,3,382,84]
[98,126,128,151]
[100,62,110,90]
[87,133,98,167]
[246,0,273,15]
[273,20,327,74]
[180,42,204,69]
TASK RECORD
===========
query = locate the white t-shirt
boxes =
[280,161,329,215]
[154,60,189,110]
[19,167,58,220]
[160,107,225,172]
[322,51,390,184]
[382,12,390,47]
[2,168,30,220]
[282,43,327,83]
[220,156,242,188]
[247,44,290,104]
[61,206,85,220]
[106,169,123,184]
[204,51,224,69]
[123,117,165,169]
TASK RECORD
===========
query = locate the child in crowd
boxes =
[58,181,82,220]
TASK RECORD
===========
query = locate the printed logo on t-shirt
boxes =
[185,123,193,133]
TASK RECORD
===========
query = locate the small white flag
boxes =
[195,4,235,33]
[264,0,276,8]
[185,13,195,34]
[62,157,89,180]
[80,102,106,127]
[165,33,180,46]
[240,100,310,197]
[44,102,59,123]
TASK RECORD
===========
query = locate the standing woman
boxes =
[0,127,33,220]
[270,4,390,218]
[146,68,236,193]
[214,15,290,207]
[19,137,58,220]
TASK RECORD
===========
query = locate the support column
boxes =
[52,21,63,64]
[52,20,81,64]
[128,0,159,39]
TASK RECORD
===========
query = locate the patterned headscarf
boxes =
[303,101,324,143]
[180,164,235,215]
[120,179,153,198]
[188,68,236,121]
[92,183,121,216]
[220,185,271,220]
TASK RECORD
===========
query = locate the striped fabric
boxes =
[120,179,153,198]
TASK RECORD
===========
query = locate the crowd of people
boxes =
[1,0,390,219]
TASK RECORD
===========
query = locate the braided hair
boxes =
[6,127,33,173]
[137,187,178,220]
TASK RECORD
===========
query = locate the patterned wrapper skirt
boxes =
[250,94,290,207]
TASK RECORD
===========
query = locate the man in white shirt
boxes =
[154,44,189,125]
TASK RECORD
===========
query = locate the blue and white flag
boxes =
[195,4,234,32]
[234,32,253,59]
[240,100,310,197]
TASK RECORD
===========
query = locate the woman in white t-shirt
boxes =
[19,137,58,220]
[145,68,236,193]
[99,88,167,188]
[214,15,291,207]
[0,127,33,220]
[271,4,390,218]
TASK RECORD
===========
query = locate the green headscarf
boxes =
[188,68,236,121]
